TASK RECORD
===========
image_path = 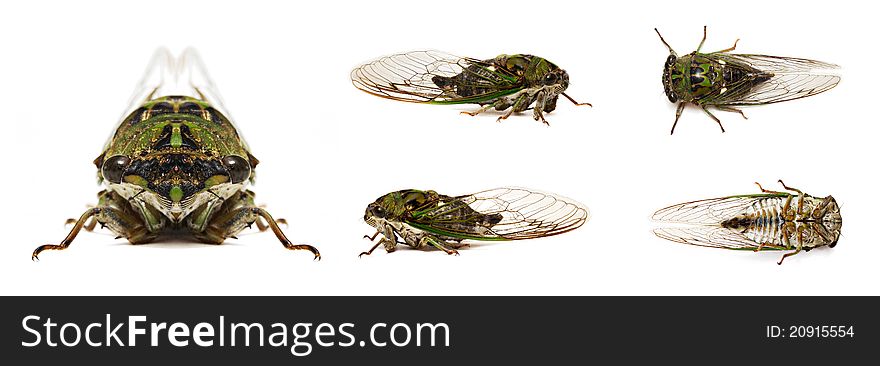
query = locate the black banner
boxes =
[2,296,874,363]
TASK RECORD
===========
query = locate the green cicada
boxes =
[360,188,589,256]
[32,48,320,260]
[655,26,840,134]
[351,51,590,125]
[652,180,842,264]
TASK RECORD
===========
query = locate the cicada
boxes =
[655,26,840,134]
[360,188,589,256]
[350,51,590,125]
[652,181,842,264]
[32,48,320,260]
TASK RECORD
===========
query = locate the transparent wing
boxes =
[712,54,840,105]
[122,48,232,115]
[651,195,782,225]
[350,50,522,104]
[410,187,589,240]
[653,226,786,251]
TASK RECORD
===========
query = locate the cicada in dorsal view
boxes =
[360,188,589,256]
[33,48,320,260]
[351,51,590,125]
[652,180,842,264]
[655,26,840,134]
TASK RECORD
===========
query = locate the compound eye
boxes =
[101,155,131,183]
[371,205,386,218]
[666,55,676,66]
[544,73,558,85]
[222,155,251,183]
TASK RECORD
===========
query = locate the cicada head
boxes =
[99,152,251,222]
[818,195,842,247]
[662,54,680,103]
[97,96,255,223]
[364,201,390,229]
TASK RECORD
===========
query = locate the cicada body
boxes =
[33,48,320,260]
[360,188,589,256]
[351,51,590,125]
[655,26,840,134]
[652,181,842,264]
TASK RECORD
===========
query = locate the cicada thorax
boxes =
[668,53,773,104]
[719,194,842,250]
[95,96,254,223]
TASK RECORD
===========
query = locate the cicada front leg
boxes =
[359,225,396,257]
[33,191,156,260]
[195,190,320,260]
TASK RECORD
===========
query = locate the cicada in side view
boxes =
[652,180,842,264]
[33,48,320,260]
[351,51,590,125]
[655,26,840,134]
[360,188,589,256]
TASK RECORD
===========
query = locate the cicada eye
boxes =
[101,155,131,183]
[666,55,676,67]
[222,155,251,184]
[544,73,559,85]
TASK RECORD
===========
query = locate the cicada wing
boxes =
[120,48,232,117]
[710,54,840,105]
[653,226,786,251]
[651,195,781,225]
[410,188,588,241]
[350,50,522,104]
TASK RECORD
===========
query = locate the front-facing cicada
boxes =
[360,188,589,256]
[652,181,842,264]
[32,48,320,260]
[351,51,590,125]
[655,26,840,134]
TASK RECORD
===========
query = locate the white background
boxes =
[1,0,876,295]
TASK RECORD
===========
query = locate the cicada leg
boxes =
[359,226,396,257]
[359,241,383,258]
[497,93,530,123]
[421,236,459,256]
[699,104,726,132]
[33,208,99,261]
[561,93,592,107]
[777,180,806,217]
[811,196,835,219]
[778,225,806,265]
[716,106,748,120]
[253,216,288,232]
[695,25,708,53]
[460,104,494,117]
[532,91,549,126]
[64,213,98,232]
[195,191,320,260]
[712,38,739,54]
[654,28,676,55]
[33,191,156,260]
[362,230,380,241]
[755,182,786,195]
[670,102,687,135]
